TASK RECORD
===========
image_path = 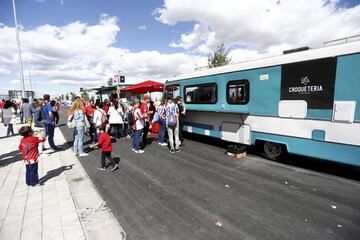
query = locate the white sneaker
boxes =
[131,148,136,152]
[79,153,89,157]
[159,143,168,146]
[73,152,78,156]
[134,150,144,154]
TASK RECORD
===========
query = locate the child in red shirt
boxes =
[18,126,46,186]
[90,124,118,171]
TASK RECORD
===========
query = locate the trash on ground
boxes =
[215,221,223,227]
[225,184,230,188]
[331,205,337,209]
[225,145,246,159]
[285,181,288,185]
[337,224,342,228]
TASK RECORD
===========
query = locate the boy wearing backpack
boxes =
[93,102,108,142]
[165,97,180,153]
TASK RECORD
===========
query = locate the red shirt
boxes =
[0,102,4,109]
[55,102,60,111]
[103,104,109,114]
[132,108,145,130]
[140,102,149,122]
[98,132,112,152]
[18,136,46,164]
[85,105,95,117]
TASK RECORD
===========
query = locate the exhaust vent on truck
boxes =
[283,47,310,54]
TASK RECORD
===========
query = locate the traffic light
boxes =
[120,76,125,83]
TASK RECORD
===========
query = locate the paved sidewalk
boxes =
[0,123,126,240]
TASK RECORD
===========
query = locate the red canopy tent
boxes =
[121,80,164,94]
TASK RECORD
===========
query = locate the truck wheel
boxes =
[262,141,286,161]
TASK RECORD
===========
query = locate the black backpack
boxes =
[125,111,134,125]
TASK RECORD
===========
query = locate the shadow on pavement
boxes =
[183,132,360,181]
[39,164,74,185]
[0,134,20,140]
[46,142,73,155]
[104,157,121,170]
[0,149,23,167]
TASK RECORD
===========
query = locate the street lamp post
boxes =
[12,0,26,98]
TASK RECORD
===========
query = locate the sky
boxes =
[0,0,359,98]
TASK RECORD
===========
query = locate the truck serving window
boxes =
[226,80,249,104]
[184,83,217,104]
[165,84,180,98]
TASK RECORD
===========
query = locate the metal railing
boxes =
[323,34,360,47]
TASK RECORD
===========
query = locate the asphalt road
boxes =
[58,112,360,240]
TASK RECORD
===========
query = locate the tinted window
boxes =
[165,84,180,98]
[184,83,217,104]
[227,80,249,104]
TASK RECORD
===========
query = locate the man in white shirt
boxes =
[92,102,106,142]
[165,98,180,153]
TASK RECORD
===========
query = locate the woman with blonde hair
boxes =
[67,98,89,156]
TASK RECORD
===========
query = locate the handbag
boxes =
[67,115,76,128]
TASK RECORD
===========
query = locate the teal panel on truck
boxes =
[334,53,360,121]
[219,66,281,117]
[174,66,282,117]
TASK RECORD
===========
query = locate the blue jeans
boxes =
[46,123,56,149]
[132,129,143,151]
[93,125,98,143]
[74,127,84,154]
[7,123,14,136]
[26,163,39,186]
[111,123,124,139]
[158,118,166,144]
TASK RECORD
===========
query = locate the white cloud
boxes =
[138,25,147,30]
[0,15,207,96]
[170,23,210,49]
[0,67,10,75]
[156,0,360,52]
[229,48,265,63]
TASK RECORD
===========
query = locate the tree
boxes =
[81,90,90,101]
[208,41,232,68]
[107,77,113,86]
[70,92,77,101]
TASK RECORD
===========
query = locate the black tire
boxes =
[261,141,287,161]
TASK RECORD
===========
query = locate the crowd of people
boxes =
[1,95,61,186]
[66,94,186,155]
[2,93,187,187]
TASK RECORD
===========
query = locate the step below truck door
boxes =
[221,122,251,145]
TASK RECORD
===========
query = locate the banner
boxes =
[280,57,337,109]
